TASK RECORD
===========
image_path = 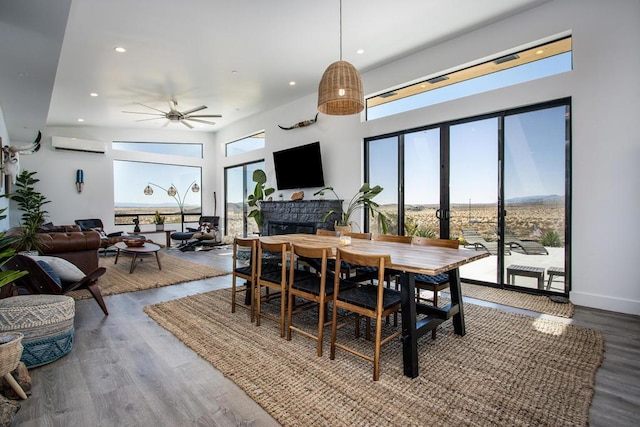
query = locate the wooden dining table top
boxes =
[259,233,489,276]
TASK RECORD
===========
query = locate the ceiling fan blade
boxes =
[135,117,165,122]
[122,111,165,116]
[186,114,222,118]
[180,120,194,129]
[186,118,216,125]
[180,105,207,115]
[168,99,178,111]
[162,120,171,128]
[134,102,167,114]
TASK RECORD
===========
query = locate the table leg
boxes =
[155,252,162,270]
[114,248,121,264]
[129,253,138,274]
[448,268,466,336]
[165,231,171,247]
[399,271,419,378]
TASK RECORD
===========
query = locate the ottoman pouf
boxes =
[0,295,75,368]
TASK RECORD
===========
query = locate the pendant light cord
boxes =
[339,0,343,61]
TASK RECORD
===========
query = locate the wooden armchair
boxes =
[2,254,108,315]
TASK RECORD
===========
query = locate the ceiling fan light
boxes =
[317,60,364,115]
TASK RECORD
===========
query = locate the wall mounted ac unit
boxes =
[51,136,106,154]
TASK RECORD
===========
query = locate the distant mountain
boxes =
[505,195,564,204]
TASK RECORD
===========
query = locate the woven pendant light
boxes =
[317,0,364,115]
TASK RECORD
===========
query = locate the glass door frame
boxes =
[224,159,265,238]
[364,97,571,296]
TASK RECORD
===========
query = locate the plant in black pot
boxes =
[10,170,50,253]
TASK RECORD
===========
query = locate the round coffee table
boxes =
[114,242,161,274]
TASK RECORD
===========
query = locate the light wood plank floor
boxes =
[10,247,640,426]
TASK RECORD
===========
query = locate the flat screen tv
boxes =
[273,141,325,190]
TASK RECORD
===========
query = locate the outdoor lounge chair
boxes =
[503,229,548,255]
[461,228,510,256]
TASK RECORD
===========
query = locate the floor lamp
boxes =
[143,181,200,232]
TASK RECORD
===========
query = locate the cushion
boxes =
[28,255,85,283]
[91,227,109,239]
[36,260,62,289]
[194,232,215,240]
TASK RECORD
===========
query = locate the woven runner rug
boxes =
[459,283,575,318]
[144,288,603,427]
[68,254,228,300]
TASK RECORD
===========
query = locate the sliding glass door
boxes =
[224,160,264,238]
[365,99,570,296]
[449,118,500,284]
[502,105,569,293]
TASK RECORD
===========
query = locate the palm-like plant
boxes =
[11,170,50,252]
[247,169,275,229]
[0,197,27,289]
[313,183,388,233]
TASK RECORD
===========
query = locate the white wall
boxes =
[215,0,640,315]
[16,127,215,233]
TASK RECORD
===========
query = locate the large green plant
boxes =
[247,169,275,229]
[313,183,388,234]
[0,196,27,288]
[11,170,50,252]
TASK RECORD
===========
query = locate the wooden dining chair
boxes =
[329,247,402,381]
[374,234,413,326]
[256,240,291,337]
[411,236,460,339]
[315,228,337,236]
[287,243,337,356]
[231,237,258,322]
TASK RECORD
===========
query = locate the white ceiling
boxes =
[0,0,551,142]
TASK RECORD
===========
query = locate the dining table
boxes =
[259,233,489,378]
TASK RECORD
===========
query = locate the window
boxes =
[367,37,572,120]
[113,160,202,226]
[225,160,264,237]
[112,141,202,158]
[225,132,265,157]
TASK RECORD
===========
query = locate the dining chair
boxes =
[287,243,337,356]
[315,228,337,236]
[329,247,402,381]
[256,240,291,337]
[374,234,413,326]
[411,236,460,339]
[231,237,258,322]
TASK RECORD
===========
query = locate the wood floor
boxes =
[10,248,640,426]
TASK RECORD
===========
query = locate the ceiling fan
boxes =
[122,99,222,129]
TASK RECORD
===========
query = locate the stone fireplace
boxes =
[260,200,342,236]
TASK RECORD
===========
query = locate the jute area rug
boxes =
[144,288,603,427]
[68,253,228,300]
[459,283,575,318]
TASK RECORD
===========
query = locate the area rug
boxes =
[459,283,575,318]
[68,254,228,300]
[144,288,603,427]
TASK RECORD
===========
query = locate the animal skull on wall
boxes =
[1,131,42,184]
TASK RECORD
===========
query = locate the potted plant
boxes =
[153,210,165,231]
[313,183,388,234]
[247,169,275,230]
[10,170,50,253]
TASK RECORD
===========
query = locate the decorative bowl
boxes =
[124,239,145,248]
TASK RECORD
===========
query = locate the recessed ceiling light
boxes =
[77,118,84,122]
[289,81,296,86]
[357,49,364,55]
[90,92,99,97]
[114,46,126,53]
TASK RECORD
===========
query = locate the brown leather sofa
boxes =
[6,225,101,274]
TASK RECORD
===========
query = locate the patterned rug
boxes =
[68,253,228,300]
[144,288,603,427]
